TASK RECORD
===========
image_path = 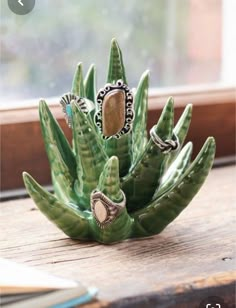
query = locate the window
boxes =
[0,0,235,106]
[0,0,235,193]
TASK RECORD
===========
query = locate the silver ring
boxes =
[94,79,134,139]
[59,93,88,127]
[91,189,126,228]
[150,125,179,154]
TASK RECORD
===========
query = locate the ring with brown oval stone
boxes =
[95,80,134,139]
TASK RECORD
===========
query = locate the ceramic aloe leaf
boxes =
[72,62,85,97]
[84,64,96,103]
[132,70,149,165]
[121,97,174,212]
[103,38,131,176]
[23,39,216,244]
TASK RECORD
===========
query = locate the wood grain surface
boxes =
[0,166,235,307]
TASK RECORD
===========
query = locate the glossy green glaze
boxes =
[103,38,131,176]
[39,100,78,204]
[132,70,149,165]
[72,102,107,209]
[131,137,215,237]
[23,172,91,240]
[97,156,123,202]
[168,103,192,165]
[84,64,96,103]
[153,141,193,199]
[23,39,216,244]
[121,97,174,212]
[91,157,133,243]
[71,62,85,97]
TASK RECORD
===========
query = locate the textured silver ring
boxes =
[94,79,134,139]
[150,125,179,154]
[91,189,126,228]
[59,92,88,127]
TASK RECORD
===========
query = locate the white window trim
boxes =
[222,0,236,82]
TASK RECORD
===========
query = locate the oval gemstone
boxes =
[102,89,125,136]
[94,201,108,223]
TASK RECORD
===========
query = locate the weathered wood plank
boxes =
[0,166,235,307]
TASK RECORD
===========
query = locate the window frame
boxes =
[1,84,235,191]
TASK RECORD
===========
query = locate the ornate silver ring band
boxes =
[150,126,180,154]
[91,190,126,228]
[91,190,126,208]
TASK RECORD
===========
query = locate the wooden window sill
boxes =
[0,166,235,307]
[0,85,235,191]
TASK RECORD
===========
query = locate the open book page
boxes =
[0,258,83,294]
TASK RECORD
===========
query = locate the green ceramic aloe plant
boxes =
[23,39,216,244]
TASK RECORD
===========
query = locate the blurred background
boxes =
[0,0,235,193]
[0,0,235,106]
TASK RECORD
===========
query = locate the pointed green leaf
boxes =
[104,39,131,175]
[39,100,76,176]
[97,156,123,202]
[39,100,78,203]
[84,64,96,103]
[132,137,216,236]
[121,97,174,212]
[153,142,193,198]
[91,156,132,243]
[104,136,131,177]
[23,172,91,240]
[107,38,127,84]
[71,102,107,208]
[132,70,149,165]
[174,104,192,144]
[83,65,97,131]
[71,62,85,97]
[168,104,192,165]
